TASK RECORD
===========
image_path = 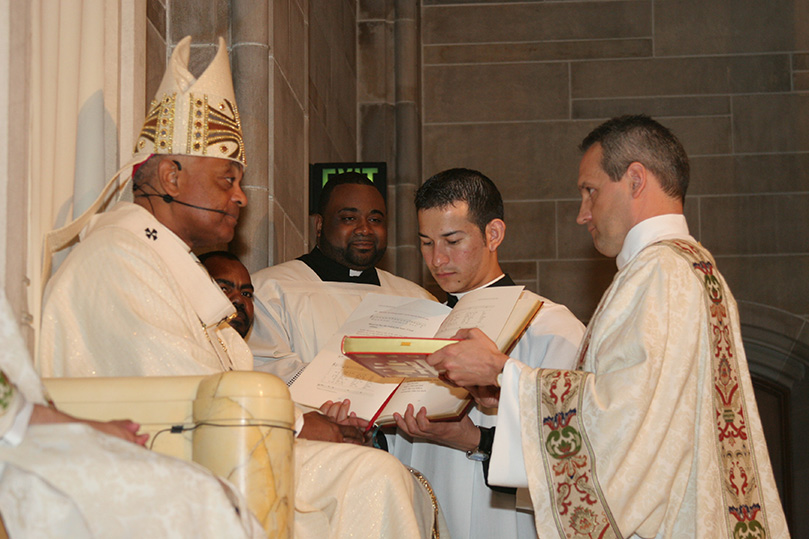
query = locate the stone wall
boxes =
[421,0,809,325]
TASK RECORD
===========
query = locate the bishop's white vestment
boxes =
[491,215,789,538]
[39,202,438,539]
[0,290,263,538]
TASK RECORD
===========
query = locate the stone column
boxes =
[359,0,422,283]
[393,0,420,283]
[231,1,272,271]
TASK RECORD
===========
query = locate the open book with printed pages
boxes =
[341,290,542,378]
[288,286,542,426]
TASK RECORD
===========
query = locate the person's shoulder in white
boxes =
[377,268,437,300]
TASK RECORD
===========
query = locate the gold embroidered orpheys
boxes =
[133,91,245,166]
[662,239,771,539]
[537,369,621,539]
[408,468,441,539]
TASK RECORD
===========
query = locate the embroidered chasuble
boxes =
[520,239,788,538]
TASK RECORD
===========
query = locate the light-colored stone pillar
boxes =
[359,0,422,284]
[193,371,295,538]
[231,0,272,271]
[393,0,421,283]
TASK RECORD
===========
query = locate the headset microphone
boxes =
[164,195,231,215]
[137,193,231,216]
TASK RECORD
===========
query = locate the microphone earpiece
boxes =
[162,194,174,203]
[172,160,182,171]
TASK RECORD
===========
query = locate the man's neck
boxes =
[298,247,381,285]
[616,214,690,270]
[446,273,513,306]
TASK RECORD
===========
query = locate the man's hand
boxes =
[427,328,509,387]
[319,399,370,431]
[467,385,501,408]
[299,411,367,445]
[30,404,149,446]
[393,404,480,452]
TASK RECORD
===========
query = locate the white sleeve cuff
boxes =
[488,358,529,487]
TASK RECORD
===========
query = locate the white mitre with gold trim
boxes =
[133,35,245,167]
[42,35,245,284]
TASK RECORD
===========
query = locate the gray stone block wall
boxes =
[421,0,809,325]
[421,3,809,531]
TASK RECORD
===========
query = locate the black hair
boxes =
[414,168,504,234]
[317,172,378,216]
[198,250,242,265]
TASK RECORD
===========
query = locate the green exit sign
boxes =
[309,162,387,214]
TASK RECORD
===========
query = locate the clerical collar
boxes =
[298,247,381,285]
[616,214,692,271]
[446,274,515,307]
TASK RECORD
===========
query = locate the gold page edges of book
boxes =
[341,336,459,378]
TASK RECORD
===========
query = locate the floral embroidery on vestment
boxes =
[537,369,621,538]
[663,239,770,539]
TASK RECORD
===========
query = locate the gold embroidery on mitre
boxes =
[183,93,245,165]
[207,98,244,164]
[134,94,176,155]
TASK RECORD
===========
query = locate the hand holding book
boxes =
[424,327,511,388]
[290,286,541,425]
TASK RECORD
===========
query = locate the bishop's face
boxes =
[316,184,388,270]
[172,156,247,249]
[576,144,634,258]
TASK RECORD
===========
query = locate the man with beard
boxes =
[200,251,254,339]
[249,172,435,382]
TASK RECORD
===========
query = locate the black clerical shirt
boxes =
[297,247,381,285]
[445,274,516,307]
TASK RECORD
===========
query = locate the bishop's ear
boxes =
[485,219,506,251]
[156,157,182,197]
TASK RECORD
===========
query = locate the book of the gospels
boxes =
[289,286,542,426]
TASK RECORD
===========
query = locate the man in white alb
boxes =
[200,251,255,339]
[248,172,435,383]
[391,168,584,538]
[427,115,789,538]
